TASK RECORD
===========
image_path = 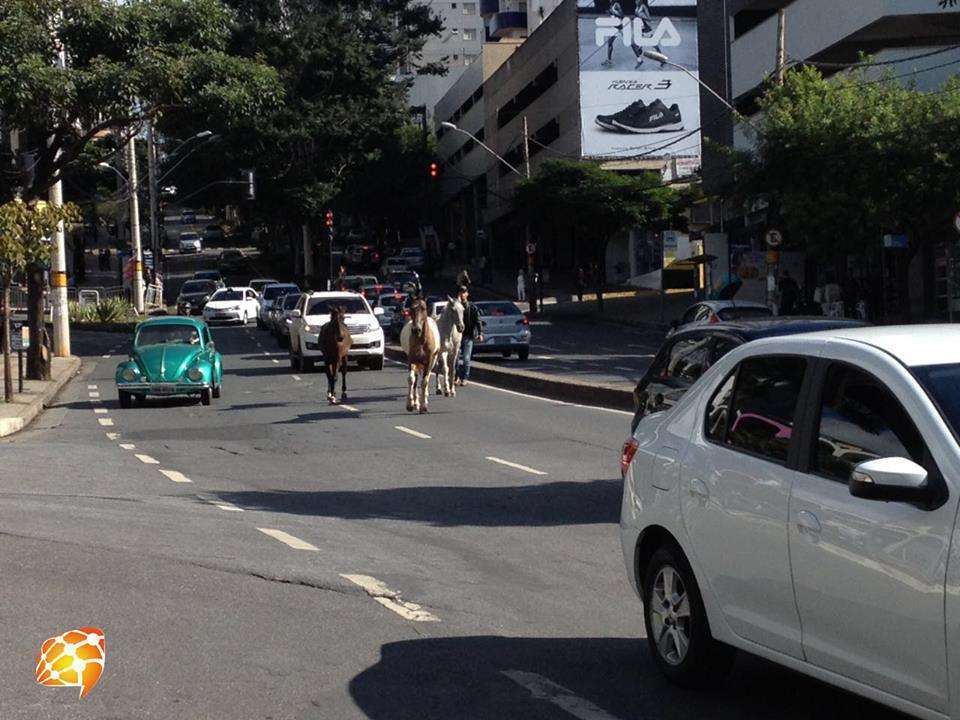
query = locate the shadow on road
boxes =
[349,636,904,720]
[218,479,622,527]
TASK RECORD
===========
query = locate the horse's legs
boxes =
[340,358,347,400]
[406,366,416,412]
[448,345,459,397]
[420,356,436,413]
[436,351,447,396]
[325,363,336,403]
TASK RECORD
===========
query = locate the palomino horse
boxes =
[434,297,464,397]
[400,297,440,413]
[319,306,352,404]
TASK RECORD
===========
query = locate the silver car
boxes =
[472,301,530,361]
[272,292,303,347]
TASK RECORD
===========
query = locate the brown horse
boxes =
[319,306,352,404]
[399,297,440,413]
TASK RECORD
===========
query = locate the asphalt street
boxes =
[0,324,907,719]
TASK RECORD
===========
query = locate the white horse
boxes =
[399,298,440,413]
[434,297,464,397]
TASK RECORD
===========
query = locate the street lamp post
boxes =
[440,122,525,179]
[124,136,145,313]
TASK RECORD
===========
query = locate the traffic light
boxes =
[428,161,439,179]
[325,210,334,228]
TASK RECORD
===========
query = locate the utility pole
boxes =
[775,9,786,85]
[49,43,70,357]
[125,134,145,313]
[521,116,531,180]
[146,120,161,279]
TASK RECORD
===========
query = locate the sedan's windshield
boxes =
[306,297,369,315]
[263,284,298,300]
[477,302,522,316]
[282,294,302,309]
[912,363,960,439]
[137,324,201,346]
[211,290,243,302]
[180,280,216,294]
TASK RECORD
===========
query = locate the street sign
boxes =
[765,228,784,248]
[10,322,28,351]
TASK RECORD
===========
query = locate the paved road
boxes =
[0,324,907,718]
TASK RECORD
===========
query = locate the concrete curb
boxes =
[0,356,81,437]
[384,346,634,412]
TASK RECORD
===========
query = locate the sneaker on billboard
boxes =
[612,99,683,133]
[595,99,646,132]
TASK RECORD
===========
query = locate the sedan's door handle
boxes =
[689,478,709,500]
[796,510,822,536]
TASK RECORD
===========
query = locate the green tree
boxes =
[516,159,684,308]
[737,66,960,315]
[0,0,280,376]
[0,199,79,401]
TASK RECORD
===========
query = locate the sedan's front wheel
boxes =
[119,390,132,409]
[642,544,734,689]
[200,388,212,406]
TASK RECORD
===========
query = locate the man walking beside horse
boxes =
[456,285,483,387]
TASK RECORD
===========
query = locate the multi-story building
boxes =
[697,0,960,319]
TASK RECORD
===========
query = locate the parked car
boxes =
[387,269,420,295]
[373,292,404,332]
[620,324,960,719]
[248,278,278,296]
[178,231,202,254]
[273,292,304,347]
[288,292,384,371]
[204,224,225,242]
[672,300,772,332]
[176,279,219,315]
[470,301,530,361]
[632,318,866,432]
[397,246,425,270]
[193,270,225,287]
[257,283,300,328]
[202,287,260,325]
[115,316,222,407]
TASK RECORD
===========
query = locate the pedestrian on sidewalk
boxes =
[456,285,483,386]
[457,267,472,288]
[516,268,526,302]
[576,266,585,302]
[529,271,542,313]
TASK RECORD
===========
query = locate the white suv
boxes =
[288,292,384,371]
[621,325,960,718]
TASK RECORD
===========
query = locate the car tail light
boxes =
[516,316,529,326]
[709,313,720,323]
[620,438,639,477]
[403,309,410,318]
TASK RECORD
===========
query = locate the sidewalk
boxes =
[0,355,80,437]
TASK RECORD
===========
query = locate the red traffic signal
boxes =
[429,162,439,179]
[325,210,334,228]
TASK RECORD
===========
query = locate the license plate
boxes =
[152,385,176,394]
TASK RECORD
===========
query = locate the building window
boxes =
[463,28,477,41]
[465,53,478,66]
[463,2,476,14]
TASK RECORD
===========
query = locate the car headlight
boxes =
[230,305,240,311]
[304,324,315,333]
[186,367,204,382]
[121,367,138,382]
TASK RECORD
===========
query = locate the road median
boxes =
[0,355,81,437]
[385,345,633,412]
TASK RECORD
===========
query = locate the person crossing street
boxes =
[455,285,483,387]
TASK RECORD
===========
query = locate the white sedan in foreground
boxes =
[288,292,384,371]
[201,287,259,324]
[621,325,960,719]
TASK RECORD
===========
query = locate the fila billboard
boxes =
[577,0,701,174]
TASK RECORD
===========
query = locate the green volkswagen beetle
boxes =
[115,316,223,407]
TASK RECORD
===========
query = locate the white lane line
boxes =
[263,351,270,356]
[87,384,98,390]
[501,671,623,720]
[614,366,635,373]
[93,407,108,414]
[340,404,359,412]
[257,528,318,551]
[159,469,192,484]
[135,453,159,465]
[340,574,440,623]
[486,456,547,476]
[534,355,555,360]
[119,443,136,450]
[394,425,431,440]
[292,375,302,381]
[98,418,114,427]
[196,493,243,512]
[101,354,111,359]
[88,391,100,398]
[271,358,279,364]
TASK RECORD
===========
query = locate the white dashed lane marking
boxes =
[486,456,547,476]
[257,528,318,551]
[87,384,98,390]
[88,391,100,398]
[340,404,359,412]
[135,454,159,465]
[101,354,110,359]
[271,359,279,364]
[105,432,119,440]
[340,574,440,623]
[93,408,108,414]
[98,418,114,427]
[501,671,623,720]
[119,443,135,450]
[159,469,192,484]
[292,375,302,381]
[197,493,243,512]
[394,425,431,440]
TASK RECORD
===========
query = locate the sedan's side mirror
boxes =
[373,306,385,316]
[206,342,216,352]
[291,309,302,318]
[849,457,929,503]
